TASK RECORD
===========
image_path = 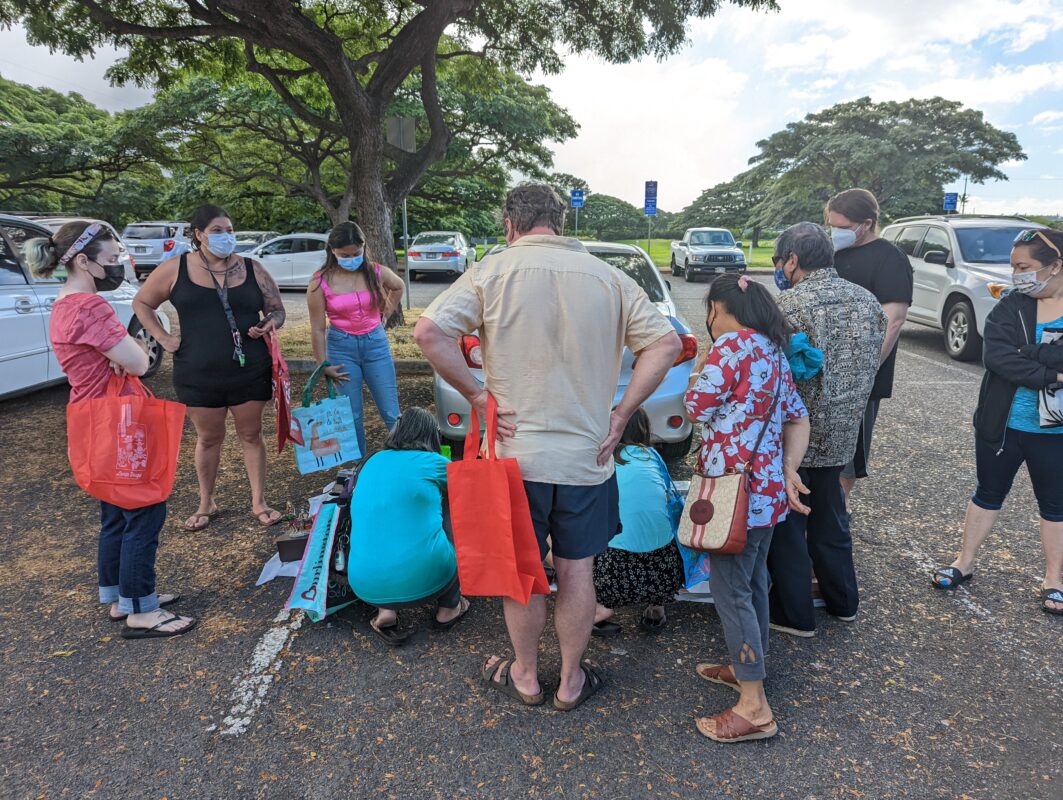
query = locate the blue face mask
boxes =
[206,232,237,258]
[336,255,364,271]
[774,264,792,291]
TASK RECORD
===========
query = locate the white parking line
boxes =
[212,608,304,736]
[897,349,982,380]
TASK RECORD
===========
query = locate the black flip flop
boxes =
[553,660,604,712]
[369,618,412,647]
[1041,588,1063,616]
[591,621,622,637]
[110,594,181,622]
[639,613,667,633]
[121,613,197,640]
[481,657,546,706]
[432,597,471,632]
[932,567,972,590]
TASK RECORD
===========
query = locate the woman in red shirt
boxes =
[27,221,195,640]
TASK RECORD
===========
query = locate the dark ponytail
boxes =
[706,275,792,350]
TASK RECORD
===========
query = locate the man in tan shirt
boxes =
[415,184,680,710]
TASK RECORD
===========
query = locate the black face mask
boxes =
[90,261,125,292]
[705,311,716,343]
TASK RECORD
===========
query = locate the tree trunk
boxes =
[751,226,762,249]
[350,150,397,268]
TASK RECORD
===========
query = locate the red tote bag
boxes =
[267,333,301,452]
[447,394,550,605]
[66,375,186,510]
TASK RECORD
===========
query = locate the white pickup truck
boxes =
[670,227,747,282]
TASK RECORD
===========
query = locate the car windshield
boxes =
[689,231,734,247]
[588,250,665,302]
[955,227,1032,264]
[414,234,456,246]
[123,225,177,240]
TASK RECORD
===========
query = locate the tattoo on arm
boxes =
[253,261,286,328]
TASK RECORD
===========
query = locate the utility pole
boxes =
[961,176,968,214]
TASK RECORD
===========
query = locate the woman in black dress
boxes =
[133,205,286,531]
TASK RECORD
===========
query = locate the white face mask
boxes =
[1012,263,1059,296]
[831,224,862,252]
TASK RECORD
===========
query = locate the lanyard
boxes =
[206,260,246,368]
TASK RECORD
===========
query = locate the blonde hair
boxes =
[25,221,115,278]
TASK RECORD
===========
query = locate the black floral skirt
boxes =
[593,541,684,609]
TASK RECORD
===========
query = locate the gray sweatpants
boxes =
[708,527,773,682]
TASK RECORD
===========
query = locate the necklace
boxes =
[199,252,240,275]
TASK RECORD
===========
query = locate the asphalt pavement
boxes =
[1,272,1059,800]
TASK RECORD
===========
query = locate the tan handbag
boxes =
[678,356,783,555]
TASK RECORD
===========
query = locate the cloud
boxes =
[963,194,1063,216]
[871,62,1063,108]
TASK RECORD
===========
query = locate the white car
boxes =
[0,214,171,400]
[35,217,137,285]
[248,233,329,288]
[406,231,475,279]
[880,215,1048,361]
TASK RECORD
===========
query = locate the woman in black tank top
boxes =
[132,204,287,532]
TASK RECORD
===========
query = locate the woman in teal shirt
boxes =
[347,408,471,644]
[592,409,684,635]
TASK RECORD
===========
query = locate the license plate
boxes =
[133,246,149,254]
[426,253,439,260]
[715,267,726,273]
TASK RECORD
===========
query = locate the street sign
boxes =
[943,192,959,212]
[644,180,658,216]
[570,189,584,209]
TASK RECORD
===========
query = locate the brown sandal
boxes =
[252,508,283,528]
[696,708,778,743]
[695,663,740,692]
[481,657,545,706]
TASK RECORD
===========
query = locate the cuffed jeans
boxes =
[98,501,167,615]
[708,527,773,682]
[767,465,858,632]
[327,325,400,458]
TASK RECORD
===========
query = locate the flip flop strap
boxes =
[1043,589,1063,603]
[934,567,963,586]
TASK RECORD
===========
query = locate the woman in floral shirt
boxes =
[683,275,810,744]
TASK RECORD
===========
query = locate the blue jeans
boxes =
[98,501,167,614]
[327,325,400,458]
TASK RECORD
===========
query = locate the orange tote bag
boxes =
[447,394,550,604]
[66,375,186,509]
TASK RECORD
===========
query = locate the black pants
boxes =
[767,465,858,631]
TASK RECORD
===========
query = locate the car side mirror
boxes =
[735,241,743,249]
[665,280,672,291]
[924,250,950,266]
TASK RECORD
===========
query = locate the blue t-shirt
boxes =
[607,446,675,554]
[1007,313,1063,435]
[346,450,457,605]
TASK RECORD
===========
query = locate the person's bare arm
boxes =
[307,280,348,383]
[103,335,151,377]
[597,332,682,466]
[249,260,285,338]
[880,302,908,364]
[132,259,180,353]
[379,266,404,317]
[782,416,812,515]
[413,317,516,438]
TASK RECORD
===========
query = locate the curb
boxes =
[288,358,432,376]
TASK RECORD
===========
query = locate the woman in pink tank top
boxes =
[307,222,405,458]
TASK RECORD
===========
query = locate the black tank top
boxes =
[171,253,270,385]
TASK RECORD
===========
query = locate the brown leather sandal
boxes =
[696,708,778,743]
[695,663,740,692]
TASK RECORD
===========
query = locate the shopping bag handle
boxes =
[106,373,152,398]
[463,393,499,460]
[302,361,338,407]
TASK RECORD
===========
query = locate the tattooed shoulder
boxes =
[251,259,286,327]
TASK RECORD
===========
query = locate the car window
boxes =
[880,227,901,243]
[0,233,27,286]
[123,224,177,240]
[689,231,735,246]
[260,239,294,256]
[955,226,1031,264]
[917,228,951,260]
[587,250,665,302]
[895,226,928,256]
[414,233,456,246]
[303,239,326,252]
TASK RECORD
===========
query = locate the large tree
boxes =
[1,0,777,264]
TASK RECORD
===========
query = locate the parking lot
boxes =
[1,273,1059,800]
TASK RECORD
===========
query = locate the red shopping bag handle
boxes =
[463,393,500,460]
[106,373,152,398]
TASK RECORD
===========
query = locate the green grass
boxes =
[612,238,777,270]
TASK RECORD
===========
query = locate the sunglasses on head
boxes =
[1015,229,1062,259]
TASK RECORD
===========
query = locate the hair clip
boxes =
[737,275,750,292]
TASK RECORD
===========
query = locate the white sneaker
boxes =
[769,622,816,638]
[835,614,857,622]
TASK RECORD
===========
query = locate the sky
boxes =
[2,0,1062,217]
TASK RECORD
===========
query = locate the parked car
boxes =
[880,215,1047,361]
[247,232,329,288]
[34,217,137,285]
[432,241,698,460]
[670,227,747,281]
[0,214,172,399]
[235,231,282,253]
[406,231,475,280]
[122,221,192,281]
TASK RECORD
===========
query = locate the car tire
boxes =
[943,300,982,362]
[408,269,418,281]
[670,255,681,276]
[443,436,465,461]
[655,432,693,462]
[129,318,163,378]
[684,261,694,282]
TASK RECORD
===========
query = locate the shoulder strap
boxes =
[745,350,785,471]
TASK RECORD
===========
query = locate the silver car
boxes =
[35,217,137,285]
[406,231,475,280]
[122,221,192,280]
[431,241,698,460]
[880,215,1048,361]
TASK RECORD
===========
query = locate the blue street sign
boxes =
[645,181,658,216]
[570,189,584,209]
[943,192,959,212]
